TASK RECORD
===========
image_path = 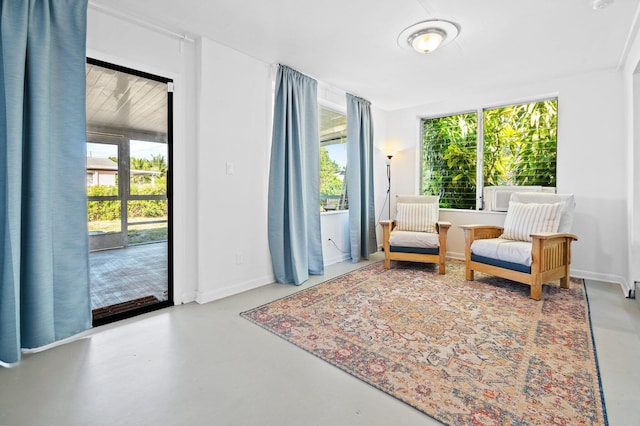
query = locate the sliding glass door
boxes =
[86,58,173,325]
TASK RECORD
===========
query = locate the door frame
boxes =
[87,57,174,326]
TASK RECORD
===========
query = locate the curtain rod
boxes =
[88,1,195,43]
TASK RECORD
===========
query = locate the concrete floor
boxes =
[1,253,639,425]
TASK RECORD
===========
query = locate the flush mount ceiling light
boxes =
[398,19,459,54]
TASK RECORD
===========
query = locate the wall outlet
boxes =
[235,251,244,265]
[226,161,235,175]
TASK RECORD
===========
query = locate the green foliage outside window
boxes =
[421,113,477,209]
[421,99,557,209]
[484,101,557,188]
[87,185,120,221]
[87,183,167,221]
[131,154,167,184]
[320,147,343,197]
[87,154,169,221]
[319,106,348,211]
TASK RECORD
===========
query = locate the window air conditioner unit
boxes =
[484,186,547,212]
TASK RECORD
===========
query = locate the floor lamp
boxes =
[386,155,393,219]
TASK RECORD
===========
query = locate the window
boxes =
[420,98,557,209]
[319,107,348,211]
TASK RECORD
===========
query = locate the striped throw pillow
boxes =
[501,201,562,242]
[396,203,437,233]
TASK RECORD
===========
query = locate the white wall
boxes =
[623,16,640,294]
[379,70,630,290]
[87,7,199,304]
[195,37,274,303]
[321,212,350,265]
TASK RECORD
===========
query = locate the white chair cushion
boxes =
[389,230,440,249]
[510,193,575,233]
[501,201,562,242]
[471,238,532,266]
[395,202,437,233]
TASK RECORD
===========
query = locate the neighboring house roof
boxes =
[86,156,161,176]
[87,157,117,171]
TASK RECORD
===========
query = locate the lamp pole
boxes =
[386,155,393,219]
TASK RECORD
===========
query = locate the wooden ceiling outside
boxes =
[86,63,168,142]
[320,107,346,146]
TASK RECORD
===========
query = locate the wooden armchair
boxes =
[460,193,577,300]
[380,195,451,274]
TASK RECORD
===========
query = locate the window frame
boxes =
[419,97,558,211]
[318,102,348,213]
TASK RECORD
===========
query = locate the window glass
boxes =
[130,140,167,195]
[127,200,168,244]
[319,107,348,211]
[129,140,168,246]
[86,142,118,192]
[421,99,557,209]
[421,112,477,209]
[88,200,121,234]
[483,100,557,188]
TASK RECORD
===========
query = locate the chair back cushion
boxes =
[510,192,575,233]
[501,201,562,242]
[396,202,437,233]
[396,194,439,205]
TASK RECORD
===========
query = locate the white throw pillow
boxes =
[395,203,437,233]
[510,193,575,233]
[501,201,562,242]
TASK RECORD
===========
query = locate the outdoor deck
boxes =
[89,242,168,310]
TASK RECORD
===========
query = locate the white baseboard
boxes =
[196,274,275,304]
[446,251,465,261]
[571,268,630,296]
[324,253,350,267]
[177,291,198,304]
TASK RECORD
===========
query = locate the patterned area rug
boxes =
[241,260,607,425]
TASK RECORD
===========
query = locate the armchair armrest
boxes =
[530,232,578,241]
[379,220,396,236]
[435,221,451,234]
[436,221,451,262]
[459,224,504,242]
[530,232,578,289]
[379,220,396,253]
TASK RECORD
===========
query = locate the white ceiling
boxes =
[90,0,640,111]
